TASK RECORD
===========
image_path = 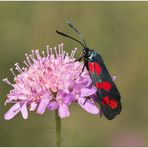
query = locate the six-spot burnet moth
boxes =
[56,18,122,120]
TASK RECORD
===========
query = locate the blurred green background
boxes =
[0,1,148,146]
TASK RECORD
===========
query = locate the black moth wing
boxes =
[89,51,122,120]
[99,61,122,119]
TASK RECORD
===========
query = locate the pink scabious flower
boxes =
[3,43,99,120]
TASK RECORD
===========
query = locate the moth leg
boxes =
[66,53,84,64]
[75,53,84,62]
[79,64,86,76]
[79,57,89,77]
[73,62,86,81]
[83,98,88,105]
[83,96,94,105]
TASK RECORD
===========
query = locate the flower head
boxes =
[3,43,99,120]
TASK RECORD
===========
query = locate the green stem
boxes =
[55,110,61,147]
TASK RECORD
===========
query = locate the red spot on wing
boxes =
[102,81,112,91]
[96,81,112,91]
[101,96,118,109]
[88,62,95,73]
[94,62,101,75]
[102,96,110,105]
[96,82,102,89]
[109,100,118,109]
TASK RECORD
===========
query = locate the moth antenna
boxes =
[67,17,87,48]
[56,30,86,48]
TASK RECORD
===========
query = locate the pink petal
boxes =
[30,102,37,111]
[18,95,28,100]
[83,77,92,87]
[48,101,59,110]
[58,104,70,118]
[86,77,92,87]
[78,97,99,114]
[81,86,97,97]
[4,103,21,120]
[63,93,74,105]
[37,98,49,114]
[21,102,28,119]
